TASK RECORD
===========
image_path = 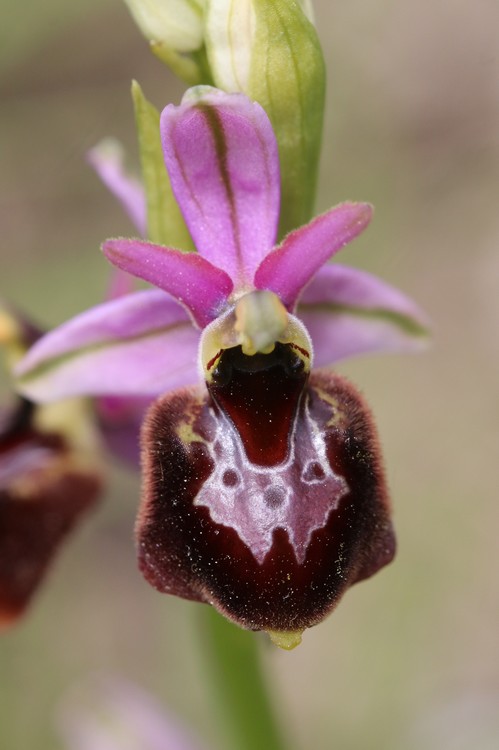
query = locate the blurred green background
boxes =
[2,1,499,748]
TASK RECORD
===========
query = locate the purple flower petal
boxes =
[297,264,430,365]
[103,238,233,327]
[254,202,373,310]
[161,87,280,289]
[87,140,147,236]
[15,290,200,401]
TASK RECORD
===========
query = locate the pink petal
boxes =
[297,264,429,365]
[103,238,233,327]
[15,290,200,401]
[254,202,373,310]
[87,141,147,235]
[161,87,280,289]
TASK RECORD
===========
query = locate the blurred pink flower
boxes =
[58,675,208,750]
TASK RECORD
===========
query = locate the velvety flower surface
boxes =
[16,87,428,641]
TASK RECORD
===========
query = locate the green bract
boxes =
[132,81,194,249]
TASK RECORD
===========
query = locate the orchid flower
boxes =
[16,87,428,645]
[0,304,102,628]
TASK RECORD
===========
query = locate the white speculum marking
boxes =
[194,397,349,565]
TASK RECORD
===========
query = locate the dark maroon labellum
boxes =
[0,399,101,628]
[138,345,395,633]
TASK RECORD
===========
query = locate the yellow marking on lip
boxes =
[176,421,206,446]
[313,386,346,428]
[175,401,207,446]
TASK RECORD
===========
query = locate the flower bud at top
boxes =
[296,0,315,22]
[125,1,324,230]
[123,0,209,83]
[124,0,204,50]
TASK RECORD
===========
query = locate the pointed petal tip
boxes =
[101,236,136,260]
[101,236,142,267]
[255,201,374,310]
[337,200,374,227]
[102,237,233,328]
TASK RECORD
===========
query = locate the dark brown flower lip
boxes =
[0,398,64,490]
[0,464,101,629]
[137,344,394,635]
[0,396,102,629]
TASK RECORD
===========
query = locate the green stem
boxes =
[200,608,289,750]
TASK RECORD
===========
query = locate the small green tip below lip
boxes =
[266,629,304,650]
